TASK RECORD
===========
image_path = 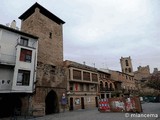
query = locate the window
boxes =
[92,73,98,82]
[109,83,113,91]
[49,32,52,39]
[125,60,129,66]
[83,72,90,81]
[105,82,108,91]
[20,37,28,46]
[17,70,30,86]
[73,70,81,80]
[19,48,32,62]
[101,94,105,99]
[100,81,103,91]
[70,83,73,91]
[80,83,84,91]
[2,80,5,84]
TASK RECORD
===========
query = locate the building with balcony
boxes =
[110,70,137,96]
[98,69,122,99]
[0,23,38,117]
[0,2,66,117]
[64,60,99,110]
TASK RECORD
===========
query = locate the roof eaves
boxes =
[19,2,65,25]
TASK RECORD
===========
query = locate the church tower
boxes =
[120,56,134,75]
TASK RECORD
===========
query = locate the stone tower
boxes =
[19,3,65,66]
[19,3,66,116]
[120,56,134,75]
[134,65,150,80]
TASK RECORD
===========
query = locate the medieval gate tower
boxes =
[19,3,66,116]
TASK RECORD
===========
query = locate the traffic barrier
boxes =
[98,98,110,112]
[98,96,142,113]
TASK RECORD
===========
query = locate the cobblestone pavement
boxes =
[29,103,160,120]
[1,103,160,120]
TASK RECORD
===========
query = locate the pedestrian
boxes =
[61,93,67,112]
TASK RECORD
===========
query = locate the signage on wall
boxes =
[75,98,80,105]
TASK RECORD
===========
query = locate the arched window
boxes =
[100,81,103,91]
[114,82,117,89]
[105,82,108,91]
[110,83,113,91]
[125,60,129,66]
[128,68,132,73]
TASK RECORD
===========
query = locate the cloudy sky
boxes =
[0,0,160,72]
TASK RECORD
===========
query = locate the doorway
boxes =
[81,97,85,109]
[69,97,73,110]
[95,97,98,107]
[45,90,58,115]
[0,94,22,118]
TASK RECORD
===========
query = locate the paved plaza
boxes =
[1,103,160,120]
[29,103,160,120]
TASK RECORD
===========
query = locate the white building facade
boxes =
[0,24,38,93]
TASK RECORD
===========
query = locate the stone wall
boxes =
[110,71,136,91]
[20,7,66,88]
[21,8,63,66]
[19,6,66,116]
[36,61,66,87]
[68,95,97,110]
[134,65,151,80]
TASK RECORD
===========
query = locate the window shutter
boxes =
[20,49,25,61]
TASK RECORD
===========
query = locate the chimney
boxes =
[10,20,16,29]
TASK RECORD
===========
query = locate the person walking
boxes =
[61,93,67,112]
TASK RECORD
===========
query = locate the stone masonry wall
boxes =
[19,7,67,116]
[21,8,63,66]
[20,8,66,87]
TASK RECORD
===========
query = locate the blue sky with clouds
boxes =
[0,0,160,72]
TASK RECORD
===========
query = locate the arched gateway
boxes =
[45,90,59,115]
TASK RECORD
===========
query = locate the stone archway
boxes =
[0,94,22,118]
[45,90,58,115]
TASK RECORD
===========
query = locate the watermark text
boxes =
[125,113,158,118]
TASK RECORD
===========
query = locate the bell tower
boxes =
[120,56,134,75]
